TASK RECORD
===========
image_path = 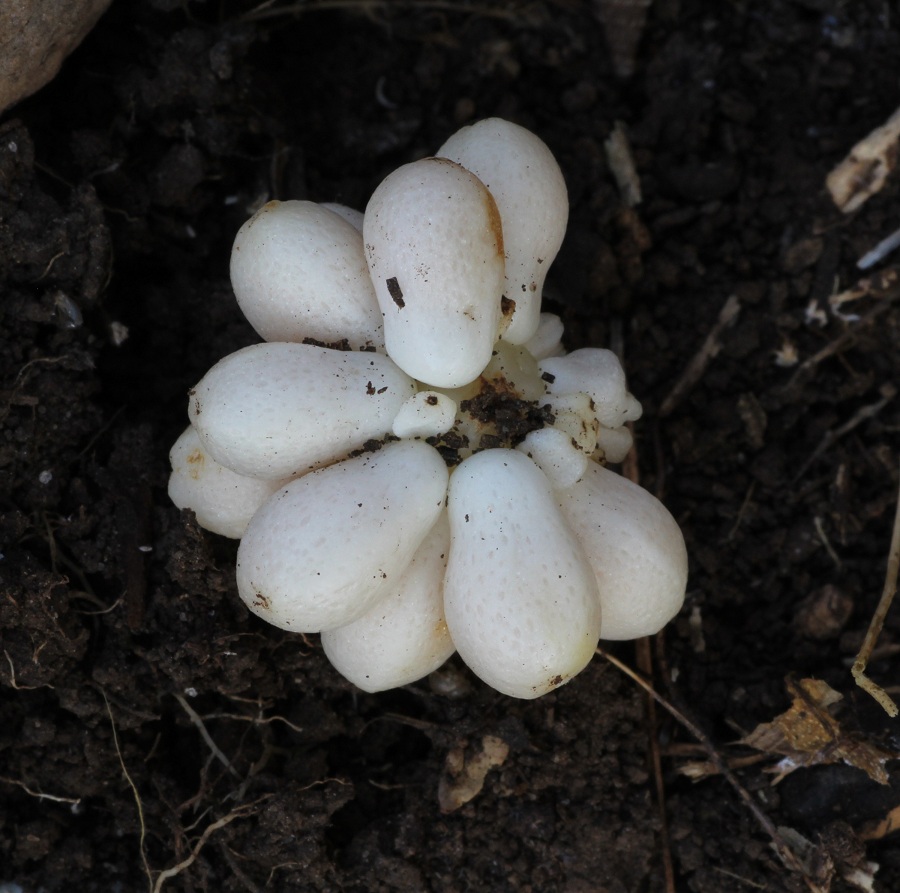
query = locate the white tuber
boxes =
[236,440,448,632]
[392,390,458,439]
[539,348,643,429]
[321,512,455,692]
[168,426,286,539]
[557,461,688,640]
[516,427,589,491]
[170,117,689,701]
[543,392,601,454]
[363,157,505,388]
[523,312,565,360]
[319,201,364,232]
[188,342,415,479]
[230,200,383,348]
[443,449,601,699]
[438,118,568,345]
[595,424,634,464]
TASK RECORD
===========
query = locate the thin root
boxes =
[174,693,241,778]
[851,463,900,717]
[659,294,741,417]
[152,797,272,893]
[104,690,153,892]
[0,775,81,807]
[595,646,812,881]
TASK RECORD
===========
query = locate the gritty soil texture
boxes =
[2,1,900,891]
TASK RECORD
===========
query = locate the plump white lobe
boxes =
[189,342,415,479]
[539,348,643,427]
[543,393,601,454]
[320,202,364,232]
[230,200,383,348]
[516,427,588,491]
[364,157,505,388]
[595,425,634,464]
[236,440,449,632]
[557,461,688,640]
[321,512,454,691]
[391,391,457,439]
[168,426,286,538]
[523,312,565,360]
[437,118,568,345]
[444,449,601,699]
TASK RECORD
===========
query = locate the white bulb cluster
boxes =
[169,118,688,699]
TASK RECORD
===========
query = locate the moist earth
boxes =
[1,2,899,891]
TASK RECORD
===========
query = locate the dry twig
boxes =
[784,282,900,393]
[851,465,900,717]
[794,384,896,482]
[826,105,900,213]
[604,121,642,207]
[618,422,676,893]
[659,294,741,417]
[595,646,814,883]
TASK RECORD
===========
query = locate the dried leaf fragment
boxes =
[826,105,900,213]
[739,678,898,785]
[860,803,900,841]
[604,121,642,207]
[778,824,879,893]
[438,734,509,813]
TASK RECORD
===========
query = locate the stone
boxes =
[0,0,113,115]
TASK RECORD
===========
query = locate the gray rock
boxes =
[0,0,113,115]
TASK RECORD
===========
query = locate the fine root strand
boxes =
[152,797,272,893]
[851,461,900,717]
[595,646,811,881]
[103,690,153,892]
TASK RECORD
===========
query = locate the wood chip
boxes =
[438,735,509,813]
[604,120,642,207]
[826,105,900,213]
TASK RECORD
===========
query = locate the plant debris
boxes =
[851,464,900,717]
[739,678,899,785]
[826,105,900,213]
[437,734,509,813]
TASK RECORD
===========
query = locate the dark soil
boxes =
[2,1,899,891]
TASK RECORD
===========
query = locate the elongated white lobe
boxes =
[444,449,601,699]
[322,512,454,691]
[364,157,505,388]
[438,118,568,344]
[230,200,383,348]
[236,440,449,632]
[557,461,687,640]
[189,342,415,479]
